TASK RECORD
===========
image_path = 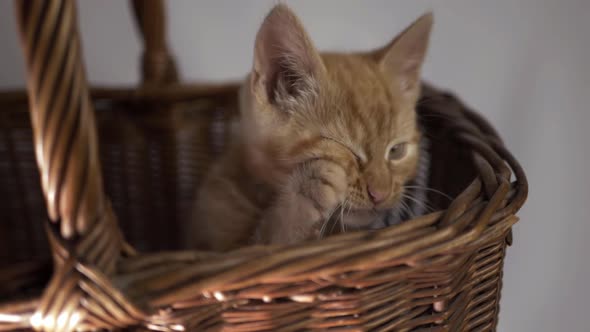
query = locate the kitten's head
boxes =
[242,4,433,226]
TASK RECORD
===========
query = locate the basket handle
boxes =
[130,0,179,85]
[15,1,132,329]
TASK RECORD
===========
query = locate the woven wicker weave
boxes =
[0,1,527,331]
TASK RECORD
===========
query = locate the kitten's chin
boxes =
[341,210,386,228]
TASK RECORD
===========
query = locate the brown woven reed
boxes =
[0,1,528,331]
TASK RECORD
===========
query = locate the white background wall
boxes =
[1,1,588,331]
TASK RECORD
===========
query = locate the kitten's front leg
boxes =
[256,159,348,245]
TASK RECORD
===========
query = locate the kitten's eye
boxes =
[388,143,408,161]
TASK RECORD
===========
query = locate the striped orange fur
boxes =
[189,4,433,251]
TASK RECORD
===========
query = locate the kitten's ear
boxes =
[375,13,433,99]
[251,4,325,107]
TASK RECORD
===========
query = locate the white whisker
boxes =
[320,202,340,238]
[339,198,347,233]
[402,193,436,213]
[399,199,414,219]
[403,185,452,201]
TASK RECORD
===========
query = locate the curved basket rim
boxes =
[106,83,527,306]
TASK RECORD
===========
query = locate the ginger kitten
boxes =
[189,5,433,251]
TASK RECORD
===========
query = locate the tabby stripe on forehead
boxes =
[376,64,397,134]
[380,104,394,135]
[355,104,379,142]
[381,92,396,134]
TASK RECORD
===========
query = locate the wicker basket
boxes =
[0,1,527,331]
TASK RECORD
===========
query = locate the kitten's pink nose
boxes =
[367,185,386,204]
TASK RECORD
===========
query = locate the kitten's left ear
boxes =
[375,13,433,99]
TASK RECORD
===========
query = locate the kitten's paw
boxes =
[258,159,349,245]
[292,159,348,221]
